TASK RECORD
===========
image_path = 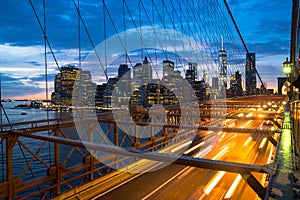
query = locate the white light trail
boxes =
[171,140,192,153]
[212,146,228,160]
[224,174,242,199]
[259,137,267,149]
[243,136,252,147]
[184,141,205,154]
[193,145,213,158]
[204,171,226,195]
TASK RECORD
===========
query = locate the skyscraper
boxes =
[188,63,198,79]
[230,75,236,95]
[142,57,152,83]
[185,69,195,86]
[246,53,257,94]
[235,71,243,96]
[52,65,80,106]
[163,59,175,79]
[219,39,227,89]
[203,70,208,85]
[52,65,95,106]
[118,64,130,79]
[133,63,143,82]
[212,77,219,88]
[117,64,131,107]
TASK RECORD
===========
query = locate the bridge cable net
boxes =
[2,0,249,196]
[66,0,247,173]
[0,1,267,199]
[27,0,248,173]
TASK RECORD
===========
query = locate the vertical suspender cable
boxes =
[162,0,167,59]
[123,0,128,64]
[139,0,142,60]
[103,0,108,107]
[43,0,52,167]
[152,0,158,77]
[78,0,81,69]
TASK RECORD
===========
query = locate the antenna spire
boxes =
[221,36,224,51]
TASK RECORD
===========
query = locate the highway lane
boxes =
[94,117,275,200]
[148,120,266,200]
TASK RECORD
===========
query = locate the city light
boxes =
[282,57,293,75]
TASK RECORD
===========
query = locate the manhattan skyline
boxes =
[0,0,292,99]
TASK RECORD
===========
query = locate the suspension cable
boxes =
[29,0,61,72]
[72,0,108,81]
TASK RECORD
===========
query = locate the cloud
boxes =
[0,0,292,98]
[0,43,80,99]
[0,74,47,99]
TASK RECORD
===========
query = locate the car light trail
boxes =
[267,144,274,164]
[204,171,226,195]
[243,136,252,147]
[171,140,192,153]
[224,174,242,199]
[184,141,205,154]
[259,137,267,149]
[245,113,253,118]
[193,145,213,158]
[218,132,226,142]
[212,146,228,160]
[242,120,252,128]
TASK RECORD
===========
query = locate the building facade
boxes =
[52,65,80,106]
[246,53,257,94]
[218,43,227,90]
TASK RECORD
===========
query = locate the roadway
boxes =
[93,117,276,200]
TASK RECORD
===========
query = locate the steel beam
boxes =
[11,131,273,175]
[11,131,271,199]
[240,172,267,199]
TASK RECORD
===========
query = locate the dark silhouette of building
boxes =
[118,64,130,79]
[212,77,219,88]
[186,69,196,86]
[277,77,286,95]
[246,53,257,94]
[235,71,243,96]
[103,77,119,107]
[95,84,106,107]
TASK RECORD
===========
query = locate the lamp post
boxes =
[282,57,293,100]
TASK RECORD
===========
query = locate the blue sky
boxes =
[0,0,292,99]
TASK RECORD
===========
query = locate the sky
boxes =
[0,0,292,99]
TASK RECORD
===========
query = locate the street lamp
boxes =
[282,57,293,75]
[282,57,293,100]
